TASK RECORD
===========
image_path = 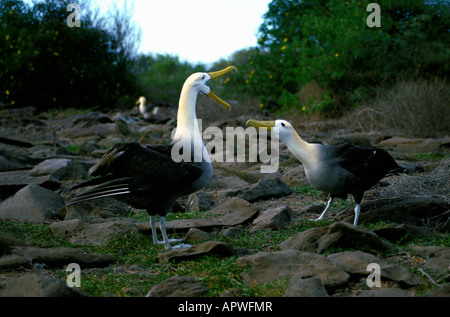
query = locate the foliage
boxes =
[0,0,142,111]
[218,0,449,115]
[132,53,205,105]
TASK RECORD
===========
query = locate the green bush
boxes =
[133,53,205,105]
[0,0,142,111]
[218,0,449,116]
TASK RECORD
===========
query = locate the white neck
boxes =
[173,82,201,141]
[172,81,209,163]
[282,130,318,168]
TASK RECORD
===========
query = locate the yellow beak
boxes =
[246,119,276,130]
[206,66,238,111]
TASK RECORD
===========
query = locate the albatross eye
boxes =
[281,122,286,127]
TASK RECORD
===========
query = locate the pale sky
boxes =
[94,0,272,65]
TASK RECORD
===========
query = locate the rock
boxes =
[0,273,86,297]
[378,136,450,154]
[333,132,385,147]
[185,228,211,244]
[279,222,396,255]
[0,238,22,256]
[60,198,132,221]
[146,276,209,297]
[240,178,292,202]
[337,197,449,230]
[187,191,216,211]
[56,123,120,141]
[235,249,349,289]
[158,241,235,264]
[221,227,245,239]
[0,170,60,201]
[72,112,113,127]
[29,159,71,176]
[0,246,115,270]
[0,185,64,222]
[280,165,310,188]
[50,218,139,245]
[29,159,89,181]
[137,197,259,233]
[426,283,450,297]
[374,224,432,243]
[284,276,329,297]
[327,251,424,287]
[250,206,295,233]
[353,288,412,297]
[413,246,450,283]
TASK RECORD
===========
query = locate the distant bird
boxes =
[246,119,405,226]
[136,96,151,118]
[67,66,238,249]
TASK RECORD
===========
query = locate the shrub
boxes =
[132,53,205,105]
[0,0,142,111]
[353,78,450,138]
[218,0,450,116]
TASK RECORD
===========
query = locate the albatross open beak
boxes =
[246,119,276,130]
[206,66,238,111]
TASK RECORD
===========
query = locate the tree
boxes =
[0,0,142,111]
[222,0,450,115]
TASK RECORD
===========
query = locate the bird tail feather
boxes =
[66,178,133,206]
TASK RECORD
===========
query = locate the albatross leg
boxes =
[149,216,188,249]
[309,198,334,222]
[159,217,191,250]
[353,204,361,226]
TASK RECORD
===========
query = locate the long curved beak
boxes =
[206,66,238,111]
[246,119,276,130]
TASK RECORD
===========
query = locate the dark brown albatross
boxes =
[246,119,405,226]
[66,66,237,249]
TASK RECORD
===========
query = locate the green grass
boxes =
[1,212,448,297]
[410,152,449,161]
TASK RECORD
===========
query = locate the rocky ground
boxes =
[0,103,449,297]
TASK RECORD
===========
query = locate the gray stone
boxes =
[0,273,86,297]
[279,222,396,254]
[337,197,449,230]
[146,276,209,297]
[0,185,64,222]
[185,228,211,244]
[235,249,349,289]
[158,241,235,264]
[29,159,90,181]
[0,246,115,270]
[0,170,60,201]
[353,288,412,297]
[250,205,295,233]
[241,178,292,202]
[284,276,329,297]
[374,224,432,243]
[221,227,245,239]
[50,218,139,245]
[136,197,259,233]
[327,251,424,287]
[426,283,450,297]
[187,191,216,211]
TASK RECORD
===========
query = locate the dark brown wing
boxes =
[67,142,203,206]
[330,142,400,187]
